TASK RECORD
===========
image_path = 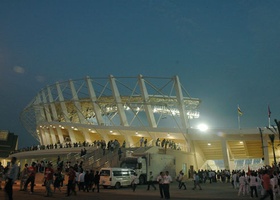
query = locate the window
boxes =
[100,170,110,176]
[113,171,130,176]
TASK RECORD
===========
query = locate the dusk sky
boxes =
[1,0,280,148]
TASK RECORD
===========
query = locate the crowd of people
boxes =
[6,136,280,200]
[3,157,280,200]
[229,166,279,199]
[9,140,105,154]
[182,165,280,199]
[10,137,183,156]
[155,138,182,150]
[0,156,103,199]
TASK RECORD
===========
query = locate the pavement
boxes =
[0,179,259,200]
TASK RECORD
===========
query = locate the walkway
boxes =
[0,180,257,200]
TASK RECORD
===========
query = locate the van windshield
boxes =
[100,170,110,176]
[120,161,137,169]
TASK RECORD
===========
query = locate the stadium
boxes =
[17,75,279,173]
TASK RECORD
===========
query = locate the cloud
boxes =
[13,66,25,74]
[35,75,45,83]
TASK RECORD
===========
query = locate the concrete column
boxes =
[41,90,57,144]
[47,86,64,143]
[124,134,134,148]
[221,139,231,170]
[49,128,57,144]
[68,129,76,144]
[85,76,104,125]
[138,74,157,128]
[174,76,193,152]
[56,82,77,143]
[37,130,44,145]
[263,135,270,166]
[44,129,51,145]
[56,128,64,144]
[35,94,47,124]
[69,79,91,143]
[39,129,47,145]
[109,75,128,126]
[174,75,189,130]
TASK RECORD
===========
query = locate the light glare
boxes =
[198,124,208,132]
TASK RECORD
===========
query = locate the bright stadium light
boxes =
[197,124,208,132]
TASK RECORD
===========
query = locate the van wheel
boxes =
[115,182,121,189]
[139,175,146,185]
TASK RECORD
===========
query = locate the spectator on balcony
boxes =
[122,140,126,148]
[156,138,160,146]
[118,148,122,161]
[161,139,166,148]
[140,137,144,147]
[144,139,148,147]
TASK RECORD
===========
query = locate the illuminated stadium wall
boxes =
[19,75,276,171]
[20,75,200,150]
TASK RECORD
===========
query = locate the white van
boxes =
[99,167,136,189]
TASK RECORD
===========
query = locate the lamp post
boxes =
[274,119,280,140]
[266,122,279,167]
[258,128,264,161]
[268,134,277,167]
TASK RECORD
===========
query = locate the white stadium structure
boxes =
[18,75,280,172]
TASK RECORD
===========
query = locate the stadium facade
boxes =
[19,75,278,171]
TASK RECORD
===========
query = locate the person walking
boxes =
[93,171,100,192]
[271,171,278,200]
[66,166,76,196]
[232,171,239,189]
[157,172,165,199]
[192,171,202,190]
[53,167,63,193]
[177,170,187,190]
[260,170,273,200]
[89,170,95,192]
[24,162,36,194]
[249,172,258,198]
[163,171,172,199]
[131,172,138,192]
[0,161,4,190]
[147,171,156,190]
[19,164,28,191]
[44,163,54,197]
[78,170,85,191]
[237,172,246,196]
[4,157,19,200]
[84,170,91,192]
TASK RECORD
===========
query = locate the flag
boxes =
[268,105,271,118]
[248,165,251,175]
[238,106,243,116]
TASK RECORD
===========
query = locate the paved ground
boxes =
[0,180,259,200]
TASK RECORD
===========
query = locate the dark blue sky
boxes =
[1,0,280,148]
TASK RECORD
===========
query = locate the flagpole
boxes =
[238,115,241,130]
[237,104,241,130]
[268,105,271,128]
